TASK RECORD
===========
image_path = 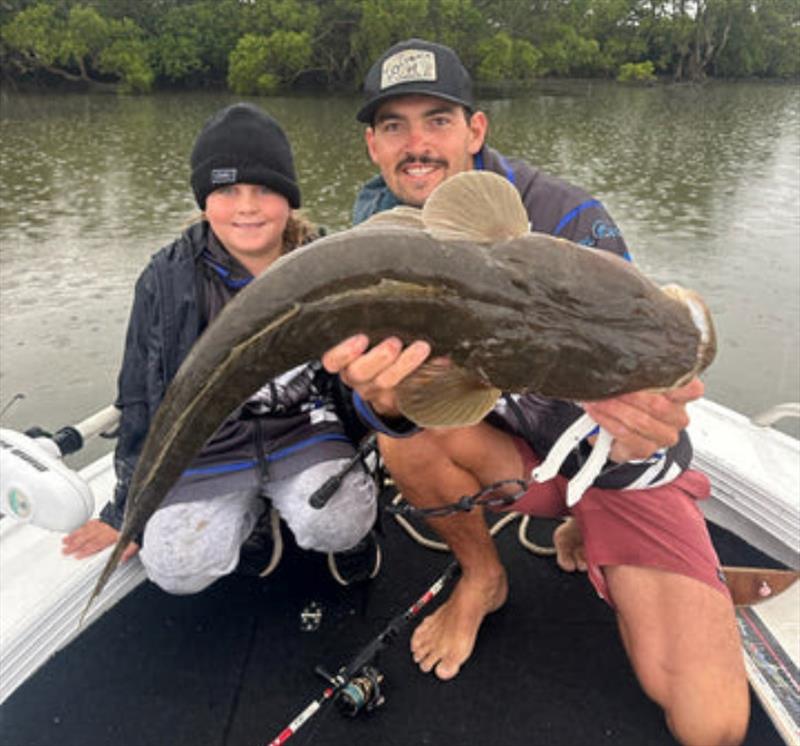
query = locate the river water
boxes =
[1,82,798,463]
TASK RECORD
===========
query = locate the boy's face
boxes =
[365,95,487,207]
[204,184,290,268]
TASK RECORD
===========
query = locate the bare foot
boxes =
[410,570,507,680]
[553,518,587,572]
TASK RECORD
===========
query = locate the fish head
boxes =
[661,284,717,379]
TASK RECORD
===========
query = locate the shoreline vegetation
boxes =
[1,1,798,96]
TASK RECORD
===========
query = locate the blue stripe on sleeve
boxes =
[553,199,601,237]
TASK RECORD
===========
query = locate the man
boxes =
[323,39,748,745]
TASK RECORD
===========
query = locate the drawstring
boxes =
[201,249,252,289]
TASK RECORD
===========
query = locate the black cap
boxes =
[356,39,474,124]
[190,103,301,210]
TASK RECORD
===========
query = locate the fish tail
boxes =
[79,539,130,626]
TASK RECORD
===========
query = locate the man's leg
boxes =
[379,423,525,679]
[607,566,749,745]
[553,518,746,741]
[565,469,750,746]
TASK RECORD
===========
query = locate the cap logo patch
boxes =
[380,49,436,90]
[211,168,237,185]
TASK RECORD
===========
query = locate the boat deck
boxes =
[0,498,789,746]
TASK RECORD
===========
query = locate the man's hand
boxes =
[321,334,431,417]
[62,519,139,561]
[583,377,704,463]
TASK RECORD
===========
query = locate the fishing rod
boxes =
[266,558,460,746]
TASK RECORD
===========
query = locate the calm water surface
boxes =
[1,83,798,463]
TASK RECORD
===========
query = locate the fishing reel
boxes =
[315,664,386,717]
[337,666,385,717]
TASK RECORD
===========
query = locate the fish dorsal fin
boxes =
[359,205,426,230]
[396,359,501,428]
[422,171,529,243]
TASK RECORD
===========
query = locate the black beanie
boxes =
[190,103,301,210]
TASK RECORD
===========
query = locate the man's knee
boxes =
[665,679,749,746]
[378,423,522,491]
[378,429,450,472]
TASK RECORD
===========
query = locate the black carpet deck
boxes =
[0,502,786,746]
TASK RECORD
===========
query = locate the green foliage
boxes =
[242,0,319,35]
[148,1,243,84]
[540,27,603,77]
[426,0,486,70]
[617,59,656,82]
[98,20,154,93]
[228,30,312,94]
[475,31,541,82]
[350,0,432,81]
[2,3,153,90]
[2,0,798,90]
[2,4,63,68]
[229,33,279,95]
[714,0,800,78]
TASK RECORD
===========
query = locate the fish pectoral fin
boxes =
[421,171,530,244]
[396,360,501,428]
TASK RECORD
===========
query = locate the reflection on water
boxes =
[1,83,798,457]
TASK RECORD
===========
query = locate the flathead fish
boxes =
[85,171,715,610]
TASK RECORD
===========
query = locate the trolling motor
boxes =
[0,405,120,532]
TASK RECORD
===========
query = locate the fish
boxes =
[84,170,716,611]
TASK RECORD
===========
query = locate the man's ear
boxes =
[365,127,379,164]
[468,111,488,155]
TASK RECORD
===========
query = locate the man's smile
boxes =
[397,155,448,177]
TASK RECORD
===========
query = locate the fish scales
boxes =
[85,172,714,611]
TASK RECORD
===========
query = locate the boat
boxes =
[0,398,797,745]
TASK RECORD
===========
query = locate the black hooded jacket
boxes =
[100,222,364,530]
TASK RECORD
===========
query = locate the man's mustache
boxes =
[396,154,448,171]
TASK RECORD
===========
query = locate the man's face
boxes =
[365,95,488,207]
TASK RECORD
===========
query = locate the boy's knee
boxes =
[280,464,377,552]
[139,528,235,595]
[139,492,259,593]
[142,562,218,595]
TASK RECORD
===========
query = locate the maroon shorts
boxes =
[504,436,729,606]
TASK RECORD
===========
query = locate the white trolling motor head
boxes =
[0,427,94,532]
